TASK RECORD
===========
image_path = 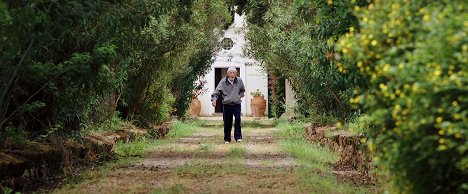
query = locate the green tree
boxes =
[338,0,467,193]
[0,0,230,145]
[0,1,146,140]
[243,0,367,122]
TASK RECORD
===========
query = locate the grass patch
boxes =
[260,160,274,166]
[226,146,247,164]
[151,184,187,194]
[180,117,206,127]
[274,119,305,140]
[243,119,275,128]
[279,140,339,171]
[275,120,339,170]
[227,146,247,158]
[275,119,375,193]
[197,143,212,153]
[115,120,198,157]
[242,120,263,128]
[52,155,141,193]
[166,120,198,138]
[115,137,162,157]
[199,120,224,128]
[175,163,214,177]
[298,170,371,194]
[192,142,214,158]
[174,163,246,178]
[85,111,134,134]
[53,119,200,193]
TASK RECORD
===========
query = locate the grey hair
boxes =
[227,67,237,73]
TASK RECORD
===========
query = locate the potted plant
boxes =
[250,89,266,117]
[189,80,207,116]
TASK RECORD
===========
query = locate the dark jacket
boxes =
[211,77,245,105]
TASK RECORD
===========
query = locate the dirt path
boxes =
[53,119,365,194]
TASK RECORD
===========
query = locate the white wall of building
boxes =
[197,12,268,116]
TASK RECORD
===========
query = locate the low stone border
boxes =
[304,123,375,185]
[0,122,172,191]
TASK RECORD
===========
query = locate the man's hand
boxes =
[212,101,216,107]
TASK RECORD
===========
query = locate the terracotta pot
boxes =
[259,97,266,116]
[189,98,201,116]
[251,95,266,117]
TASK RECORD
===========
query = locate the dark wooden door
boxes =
[214,67,240,113]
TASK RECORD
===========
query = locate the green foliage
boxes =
[0,126,27,147]
[85,112,131,134]
[121,0,230,123]
[0,0,136,142]
[115,120,199,157]
[167,120,198,139]
[244,0,368,123]
[275,120,339,167]
[115,137,155,157]
[274,119,378,193]
[169,0,231,118]
[250,89,263,97]
[338,0,467,193]
[1,187,20,194]
[227,147,248,158]
[269,72,286,118]
[0,0,230,146]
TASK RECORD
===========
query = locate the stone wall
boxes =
[304,123,375,185]
[0,122,172,191]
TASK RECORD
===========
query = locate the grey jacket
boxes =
[211,77,245,105]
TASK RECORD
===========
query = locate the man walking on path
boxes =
[211,67,245,144]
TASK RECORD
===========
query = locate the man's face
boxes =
[228,71,237,79]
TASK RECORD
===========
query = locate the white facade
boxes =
[197,12,268,116]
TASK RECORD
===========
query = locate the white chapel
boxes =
[197,11,268,116]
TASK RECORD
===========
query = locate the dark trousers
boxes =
[222,104,242,142]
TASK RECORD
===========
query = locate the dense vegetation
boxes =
[338,0,467,193]
[0,0,230,145]
[1,0,465,193]
[242,0,466,193]
[243,0,368,123]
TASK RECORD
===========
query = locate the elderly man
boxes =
[211,67,245,144]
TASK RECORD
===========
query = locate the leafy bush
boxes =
[244,0,367,123]
[0,0,230,145]
[0,1,133,141]
[338,0,467,193]
[122,0,230,122]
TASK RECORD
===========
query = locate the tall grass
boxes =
[275,120,339,170]
[275,119,372,193]
[166,120,199,138]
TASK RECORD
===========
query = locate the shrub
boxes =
[244,0,367,123]
[338,1,467,193]
[0,0,230,145]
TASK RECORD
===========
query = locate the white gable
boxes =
[197,11,268,116]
